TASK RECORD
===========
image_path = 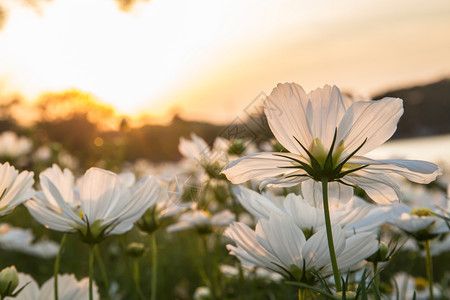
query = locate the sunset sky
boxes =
[0,0,449,124]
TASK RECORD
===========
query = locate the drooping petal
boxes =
[337,97,403,157]
[282,194,325,231]
[221,152,307,185]
[306,85,346,149]
[265,83,312,155]
[342,170,401,204]
[232,186,285,220]
[350,156,442,184]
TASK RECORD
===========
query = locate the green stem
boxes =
[133,258,145,300]
[424,240,434,300]
[373,262,379,290]
[94,245,111,300]
[54,233,67,300]
[89,245,95,300]
[151,233,157,300]
[321,179,342,292]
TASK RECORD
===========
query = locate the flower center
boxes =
[410,207,434,217]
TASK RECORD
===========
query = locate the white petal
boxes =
[25,199,77,232]
[258,215,305,269]
[342,170,401,204]
[211,210,235,227]
[301,180,353,207]
[79,168,125,222]
[282,194,325,230]
[13,273,39,300]
[334,232,378,273]
[350,157,442,184]
[337,97,403,156]
[302,225,345,270]
[111,176,160,234]
[264,83,312,155]
[232,186,285,220]
[306,85,346,149]
[221,152,307,185]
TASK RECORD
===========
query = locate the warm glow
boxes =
[0,0,449,124]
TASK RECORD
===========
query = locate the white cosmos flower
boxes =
[221,83,441,204]
[233,186,391,236]
[0,223,59,258]
[389,203,449,241]
[6,273,99,300]
[0,162,34,217]
[25,164,160,243]
[224,214,378,281]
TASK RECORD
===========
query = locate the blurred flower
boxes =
[391,272,441,300]
[0,162,34,217]
[138,176,193,234]
[222,83,441,204]
[224,214,378,282]
[26,164,160,244]
[167,209,235,234]
[219,264,282,282]
[193,286,211,300]
[6,273,99,300]
[0,223,59,258]
[390,203,449,241]
[0,131,32,159]
[33,146,52,163]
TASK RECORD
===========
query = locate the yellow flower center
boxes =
[410,207,434,217]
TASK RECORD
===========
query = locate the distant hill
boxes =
[373,78,450,139]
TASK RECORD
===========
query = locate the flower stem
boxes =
[133,258,145,300]
[151,233,157,300]
[373,262,379,291]
[321,179,342,292]
[89,245,95,300]
[94,245,111,300]
[424,240,434,300]
[54,233,67,300]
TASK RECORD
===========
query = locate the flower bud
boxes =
[126,242,146,257]
[0,266,19,297]
[366,241,389,263]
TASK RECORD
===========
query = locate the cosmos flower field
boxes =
[0,84,448,300]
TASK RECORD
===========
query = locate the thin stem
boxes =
[54,233,67,300]
[321,179,342,292]
[424,240,434,300]
[133,258,145,300]
[151,233,157,300]
[89,245,95,300]
[94,245,111,300]
[373,262,379,293]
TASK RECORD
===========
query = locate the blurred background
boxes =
[0,0,449,171]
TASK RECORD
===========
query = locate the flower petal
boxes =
[265,83,312,155]
[337,97,403,156]
[221,152,307,185]
[350,156,442,184]
[232,186,285,220]
[306,85,347,149]
[342,170,401,204]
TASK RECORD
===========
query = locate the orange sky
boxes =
[0,0,449,124]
